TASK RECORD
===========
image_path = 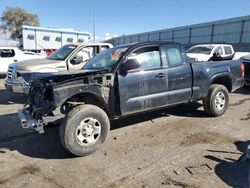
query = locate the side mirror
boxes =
[70,54,83,65]
[211,52,222,61]
[120,59,140,76]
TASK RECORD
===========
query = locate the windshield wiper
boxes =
[48,57,62,61]
[83,67,110,71]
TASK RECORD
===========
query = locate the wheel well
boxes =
[63,93,109,115]
[211,77,232,92]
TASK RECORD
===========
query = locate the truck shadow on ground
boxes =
[0,88,27,105]
[112,102,207,130]
[234,87,250,95]
[0,102,208,159]
[0,112,74,159]
[205,141,250,188]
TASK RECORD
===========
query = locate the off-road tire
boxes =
[60,105,110,156]
[202,84,229,117]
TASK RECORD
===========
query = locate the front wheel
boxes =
[60,105,110,156]
[202,84,229,117]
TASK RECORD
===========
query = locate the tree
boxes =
[0,7,40,40]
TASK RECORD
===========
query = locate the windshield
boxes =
[47,45,77,61]
[187,46,213,55]
[83,46,128,70]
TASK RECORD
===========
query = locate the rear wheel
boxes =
[60,105,110,156]
[202,84,229,117]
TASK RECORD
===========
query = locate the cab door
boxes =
[118,45,168,115]
[160,44,192,104]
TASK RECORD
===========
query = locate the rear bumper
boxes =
[5,78,30,94]
[18,108,44,133]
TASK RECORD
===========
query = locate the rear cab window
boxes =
[224,46,233,55]
[160,44,183,67]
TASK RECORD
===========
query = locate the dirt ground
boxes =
[0,78,250,188]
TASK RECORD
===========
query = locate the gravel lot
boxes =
[0,78,250,188]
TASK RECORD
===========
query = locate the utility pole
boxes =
[93,3,96,43]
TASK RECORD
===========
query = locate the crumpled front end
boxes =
[18,80,55,133]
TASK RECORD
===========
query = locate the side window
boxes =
[224,46,233,55]
[161,45,183,67]
[127,46,161,70]
[55,37,62,42]
[78,38,84,43]
[0,49,15,58]
[75,47,95,62]
[214,47,223,55]
[100,45,109,52]
[43,36,50,41]
[67,37,73,43]
[27,34,34,40]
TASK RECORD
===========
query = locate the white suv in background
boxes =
[0,47,45,75]
[186,44,235,61]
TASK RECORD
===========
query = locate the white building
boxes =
[19,25,91,50]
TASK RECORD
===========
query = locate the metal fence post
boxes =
[239,20,245,43]
[211,24,215,43]
[172,30,175,42]
[189,28,192,44]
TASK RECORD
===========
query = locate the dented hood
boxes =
[21,69,104,83]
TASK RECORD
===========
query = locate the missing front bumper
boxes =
[17,109,44,134]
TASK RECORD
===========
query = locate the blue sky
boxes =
[0,0,250,41]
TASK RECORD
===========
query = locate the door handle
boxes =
[155,73,165,78]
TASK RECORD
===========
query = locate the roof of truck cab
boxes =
[116,41,181,48]
[71,43,113,47]
[190,44,233,47]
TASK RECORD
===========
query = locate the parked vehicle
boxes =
[187,44,235,61]
[18,41,244,156]
[241,54,250,86]
[5,43,113,94]
[44,49,56,56]
[187,44,250,62]
[0,47,45,75]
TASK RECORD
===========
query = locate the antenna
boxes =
[93,3,96,43]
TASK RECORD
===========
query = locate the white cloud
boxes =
[103,33,120,40]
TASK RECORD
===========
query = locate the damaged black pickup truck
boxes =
[18,41,245,156]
